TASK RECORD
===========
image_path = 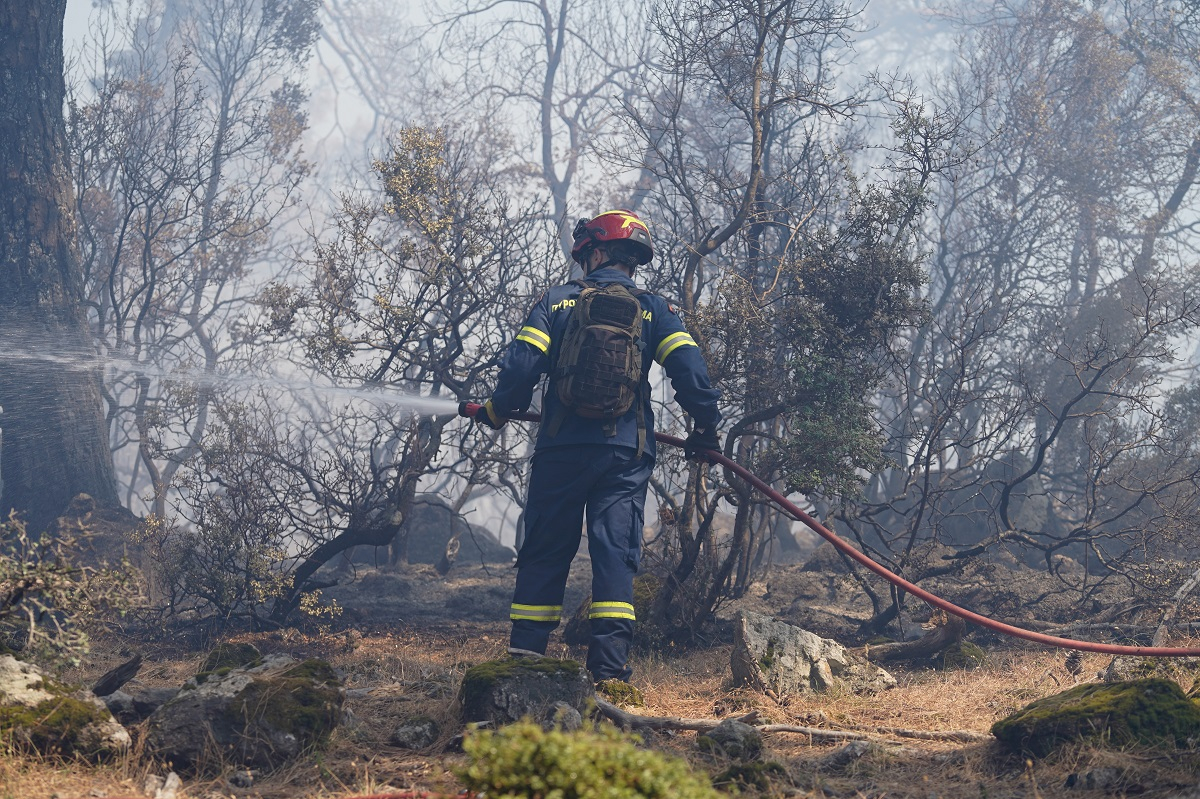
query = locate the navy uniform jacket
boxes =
[490,266,721,459]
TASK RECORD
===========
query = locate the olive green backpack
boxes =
[548,279,649,454]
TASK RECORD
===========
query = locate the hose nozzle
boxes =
[459,401,481,418]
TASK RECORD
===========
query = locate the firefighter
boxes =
[474,209,722,684]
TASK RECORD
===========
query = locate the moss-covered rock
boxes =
[712,760,791,793]
[147,654,343,772]
[0,655,130,758]
[460,657,591,729]
[939,640,987,670]
[992,677,1200,757]
[226,660,342,752]
[596,678,645,707]
[457,720,724,798]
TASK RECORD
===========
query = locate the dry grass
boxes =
[6,564,1200,798]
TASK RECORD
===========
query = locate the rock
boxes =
[102,690,136,724]
[992,678,1200,757]
[817,740,873,771]
[1065,767,1119,790]
[0,654,130,758]
[460,657,593,729]
[227,770,255,789]
[154,772,182,799]
[389,715,440,749]
[146,653,343,772]
[731,611,896,698]
[696,719,763,760]
[104,683,179,726]
[130,684,178,719]
[545,701,583,731]
[0,655,53,705]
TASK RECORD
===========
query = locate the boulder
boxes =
[696,719,763,760]
[389,715,440,750]
[0,654,130,758]
[460,657,593,729]
[146,651,343,771]
[992,678,1200,757]
[103,682,178,726]
[731,611,896,698]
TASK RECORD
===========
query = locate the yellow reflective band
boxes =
[655,331,697,363]
[516,326,550,353]
[589,601,636,621]
[510,603,562,622]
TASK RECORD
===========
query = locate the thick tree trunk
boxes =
[0,2,117,532]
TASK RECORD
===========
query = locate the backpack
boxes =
[548,279,650,454]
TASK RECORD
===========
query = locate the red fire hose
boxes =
[460,402,1200,657]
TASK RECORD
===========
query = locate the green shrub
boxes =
[0,513,135,667]
[457,720,723,798]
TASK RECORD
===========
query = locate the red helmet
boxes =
[570,209,654,266]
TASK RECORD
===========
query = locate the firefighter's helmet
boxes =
[570,210,654,266]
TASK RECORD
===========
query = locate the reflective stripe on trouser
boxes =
[509,445,651,682]
[510,604,562,622]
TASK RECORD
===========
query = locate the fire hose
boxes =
[459,402,1200,657]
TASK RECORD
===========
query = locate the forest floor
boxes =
[5,554,1200,799]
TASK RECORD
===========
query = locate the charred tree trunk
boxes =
[0,2,117,531]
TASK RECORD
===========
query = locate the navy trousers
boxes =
[509,445,653,682]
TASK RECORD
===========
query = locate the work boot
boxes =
[595,678,644,707]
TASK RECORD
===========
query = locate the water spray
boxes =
[459,402,1200,657]
[0,337,461,415]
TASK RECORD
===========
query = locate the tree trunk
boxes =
[0,2,117,532]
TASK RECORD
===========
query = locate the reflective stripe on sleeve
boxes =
[516,326,551,354]
[655,331,698,363]
[589,601,636,621]
[510,603,562,622]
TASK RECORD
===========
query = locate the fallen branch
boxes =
[593,696,761,733]
[831,723,991,743]
[593,697,990,744]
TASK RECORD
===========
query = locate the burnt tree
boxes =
[0,2,117,531]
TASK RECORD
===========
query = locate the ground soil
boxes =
[5,556,1200,799]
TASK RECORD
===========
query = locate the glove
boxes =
[474,399,507,430]
[683,426,720,459]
